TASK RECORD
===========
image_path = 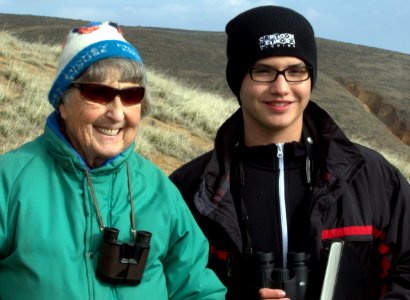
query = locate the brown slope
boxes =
[1,13,409,168]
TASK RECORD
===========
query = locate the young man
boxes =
[170,5,410,300]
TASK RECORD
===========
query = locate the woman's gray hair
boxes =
[69,58,151,116]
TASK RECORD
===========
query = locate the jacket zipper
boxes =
[277,143,288,268]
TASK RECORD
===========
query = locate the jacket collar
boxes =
[303,102,365,191]
[44,111,134,176]
[195,102,366,253]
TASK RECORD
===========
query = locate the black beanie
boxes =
[225,5,317,98]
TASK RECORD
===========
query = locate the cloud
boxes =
[54,6,120,22]
[304,7,320,20]
[194,0,279,30]
[225,0,246,5]
[221,0,277,9]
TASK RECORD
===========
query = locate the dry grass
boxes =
[0,31,237,174]
[0,30,408,182]
[0,31,57,152]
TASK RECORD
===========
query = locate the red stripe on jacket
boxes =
[322,225,373,240]
[209,245,230,261]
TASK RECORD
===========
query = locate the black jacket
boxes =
[170,102,410,300]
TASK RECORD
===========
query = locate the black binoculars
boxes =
[251,251,309,300]
[96,227,152,285]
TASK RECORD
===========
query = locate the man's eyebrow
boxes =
[252,62,307,68]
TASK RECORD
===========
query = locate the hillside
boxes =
[0,30,237,175]
[0,13,409,178]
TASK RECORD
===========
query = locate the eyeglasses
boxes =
[71,83,145,106]
[248,66,312,83]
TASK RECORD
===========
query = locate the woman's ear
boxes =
[59,101,67,120]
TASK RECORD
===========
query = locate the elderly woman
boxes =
[0,22,225,299]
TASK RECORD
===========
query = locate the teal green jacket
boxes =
[0,113,226,300]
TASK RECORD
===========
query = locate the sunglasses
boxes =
[71,83,145,106]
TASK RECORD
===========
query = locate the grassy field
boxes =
[0,30,237,174]
[0,30,409,181]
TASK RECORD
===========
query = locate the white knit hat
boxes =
[48,21,143,109]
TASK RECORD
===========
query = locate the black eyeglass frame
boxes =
[248,66,312,83]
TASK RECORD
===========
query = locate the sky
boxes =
[1,0,410,54]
